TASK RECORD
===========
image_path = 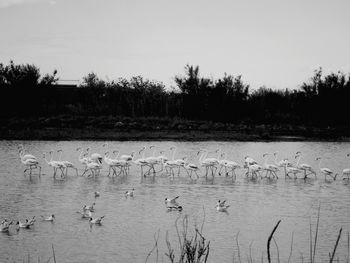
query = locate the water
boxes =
[1,140,350,262]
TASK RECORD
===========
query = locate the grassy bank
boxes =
[1,116,350,141]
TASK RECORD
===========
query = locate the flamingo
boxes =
[103,151,122,177]
[43,152,65,178]
[111,150,129,176]
[169,146,187,176]
[57,149,78,176]
[164,147,181,178]
[295,152,316,179]
[273,152,291,178]
[86,147,103,164]
[218,152,240,179]
[18,148,37,162]
[217,153,229,176]
[183,157,200,179]
[262,153,279,179]
[198,149,219,178]
[21,157,41,177]
[315,157,337,181]
[244,156,260,178]
[134,146,152,177]
[342,153,350,180]
[84,160,102,177]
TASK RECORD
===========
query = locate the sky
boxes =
[0,0,350,90]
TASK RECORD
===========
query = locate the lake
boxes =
[1,140,350,262]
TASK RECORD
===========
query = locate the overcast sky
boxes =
[0,0,349,89]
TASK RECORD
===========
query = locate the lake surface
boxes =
[1,140,350,263]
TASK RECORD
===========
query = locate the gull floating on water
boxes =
[77,210,92,219]
[41,214,55,221]
[125,188,134,197]
[83,203,96,212]
[89,216,105,224]
[165,196,179,204]
[216,202,230,212]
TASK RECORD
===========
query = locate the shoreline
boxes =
[2,128,350,141]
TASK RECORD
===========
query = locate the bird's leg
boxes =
[218,165,223,176]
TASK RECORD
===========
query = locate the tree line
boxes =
[1,61,350,127]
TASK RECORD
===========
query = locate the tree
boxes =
[81,72,106,88]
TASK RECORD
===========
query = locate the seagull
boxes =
[41,214,55,221]
[216,200,227,207]
[89,216,105,224]
[77,210,92,219]
[16,220,31,228]
[83,203,96,212]
[27,216,36,226]
[216,202,230,212]
[165,196,179,204]
[125,188,134,197]
[0,221,13,232]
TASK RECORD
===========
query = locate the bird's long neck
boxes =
[43,154,49,164]
[49,152,54,162]
[274,153,279,165]
[317,159,322,170]
[78,148,84,161]
[58,151,62,161]
[264,155,268,166]
[295,155,301,166]
[171,148,176,161]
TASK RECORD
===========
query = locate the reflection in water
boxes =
[0,140,350,262]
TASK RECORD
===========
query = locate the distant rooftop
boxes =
[56,79,80,86]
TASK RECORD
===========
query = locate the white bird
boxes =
[134,146,152,177]
[41,214,55,221]
[19,149,37,162]
[198,149,219,178]
[216,202,230,212]
[165,196,179,204]
[76,210,92,219]
[262,153,279,179]
[216,200,227,207]
[43,152,65,178]
[0,220,13,232]
[21,157,41,176]
[16,220,31,228]
[125,188,134,197]
[184,161,200,179]
[89,216,105,224]
[86,147,103,164]
[295,151,316,179]
[316,157,337,181]
[27,216,35,226]
[83,203,96,212]
[57,149,78,176]
[273,152,291,178]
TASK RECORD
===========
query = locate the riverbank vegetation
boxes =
[1,61,350,140]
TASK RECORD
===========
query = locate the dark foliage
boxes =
[1,61,350,129]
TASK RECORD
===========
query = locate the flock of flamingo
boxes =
[18,143,350,181]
